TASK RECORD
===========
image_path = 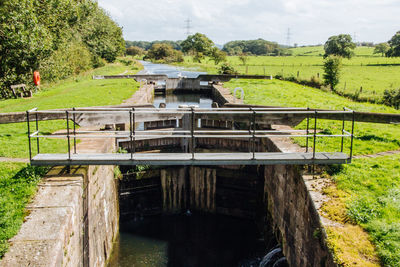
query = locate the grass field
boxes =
[225,78,400,266]
[0,59,141,258]
[175,46,400,103]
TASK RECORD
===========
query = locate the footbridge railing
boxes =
[26,107,355,166]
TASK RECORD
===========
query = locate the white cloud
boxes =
[98,0,400,45]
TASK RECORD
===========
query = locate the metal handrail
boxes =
[26,107,355,163]
[28,133,352,139]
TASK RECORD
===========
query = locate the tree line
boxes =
[126,34,293,67]
[125,40,182,51]
[0,0,125,99]
[222,39,291,56]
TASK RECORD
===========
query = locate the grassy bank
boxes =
[329,154,400,266]
[0,59,141,258]
[0,162,49,257]
[224,78,400,266]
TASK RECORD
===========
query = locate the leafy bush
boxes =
[144,43,184,63]
[126,46,145,57]
[218,63,237,74]
[382,89,400,109]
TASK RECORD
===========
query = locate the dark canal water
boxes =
[109,214,266,267]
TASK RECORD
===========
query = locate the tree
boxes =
[0,0,126,99]
[386,31,400,57]
[79,2,125,63]
[210,47,226,65]
[324,34,356,59]
[374,43,390,56]
[144,43,183,63]
[323,56,342,90]
[181,33,214,62]
[126,46,145,56]
[238,53,249,65]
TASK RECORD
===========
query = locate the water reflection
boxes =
[138,61,206,78]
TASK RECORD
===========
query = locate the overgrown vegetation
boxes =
[0,0,125,99]
[0,163,49,257]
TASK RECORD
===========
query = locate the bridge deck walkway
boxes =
[31,152,349,166]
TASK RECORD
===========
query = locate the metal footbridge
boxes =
[26,107,355,166]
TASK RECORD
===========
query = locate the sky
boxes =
[98,0,399,46]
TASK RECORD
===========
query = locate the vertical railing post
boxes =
[66,111,71,161]
[26,111,32,161]
[191,107,195,160]
[132,108,136,155]
[72,108,77,154]
[350,110,355,160]
[35,111,40,154]
[305,107,310,152]
[312,111,318,160]
[247,108,251,152]
[129,109,133,160]
[340,108,345,152]
[251,108,256,160]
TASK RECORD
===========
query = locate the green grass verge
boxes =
[175,48,400,103]
[0,121,67,158]
[224,78,400,266]
[0,162,49,257]
[333,155,400,266]
[0,61,141,113]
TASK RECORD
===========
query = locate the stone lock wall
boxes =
[87,165,119,267]
[1,136,119,267]
[263,137,336,267]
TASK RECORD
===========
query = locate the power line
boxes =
[184,18,192,36]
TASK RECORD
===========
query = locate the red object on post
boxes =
[33,71,40,86]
